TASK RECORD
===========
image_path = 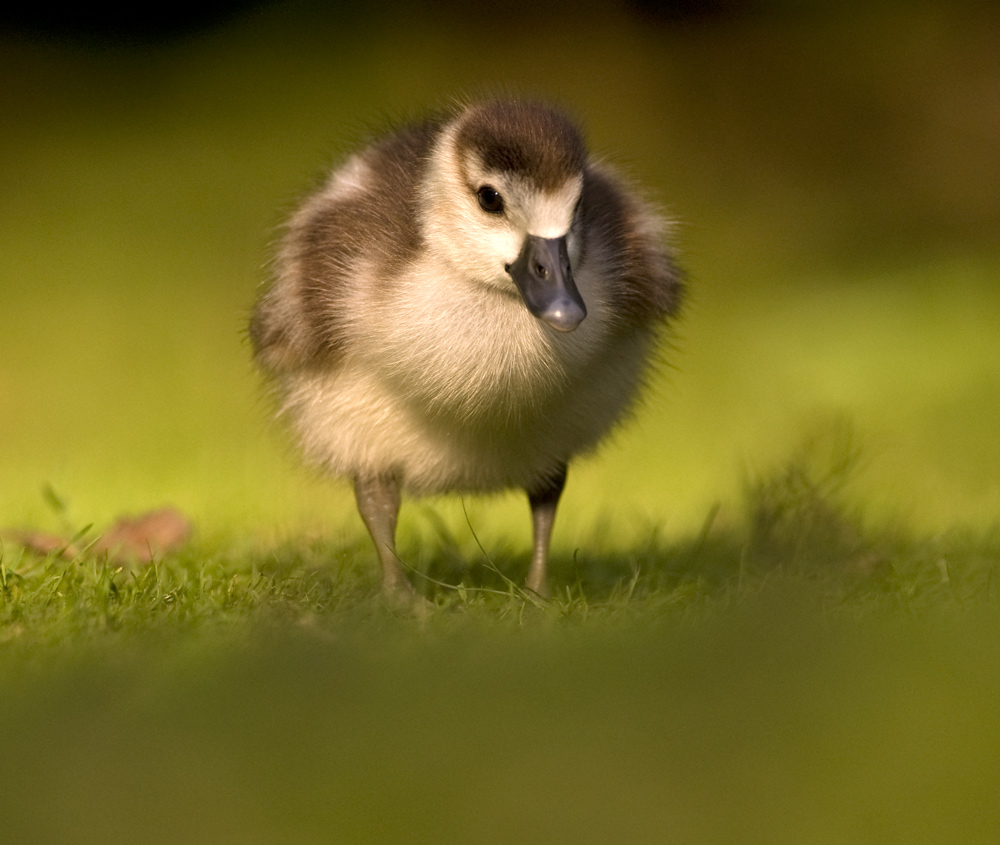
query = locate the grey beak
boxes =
[505,235,586,332]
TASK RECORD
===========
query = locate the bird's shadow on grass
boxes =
[387,433,999,614]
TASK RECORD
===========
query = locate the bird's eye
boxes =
[477,185,504,214]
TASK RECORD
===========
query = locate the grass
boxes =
[2,3,1000,841]
[1,419,998,843]
[2,497,997,652]
[3,431,997,648]
[2,470,999,843]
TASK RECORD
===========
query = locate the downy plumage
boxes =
[250,99,683,600]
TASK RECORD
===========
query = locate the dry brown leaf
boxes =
[92,507,193,563]
[3,507,193,565]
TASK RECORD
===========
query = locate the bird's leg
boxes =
[353,473,417,598]
[525,463,567,598]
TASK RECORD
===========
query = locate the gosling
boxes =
[250,99,683,601]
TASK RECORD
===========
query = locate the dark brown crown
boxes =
[454,101,587,190]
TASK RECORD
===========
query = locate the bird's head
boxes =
[424,101,588,332]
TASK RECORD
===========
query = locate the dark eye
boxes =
[477,185,504,214]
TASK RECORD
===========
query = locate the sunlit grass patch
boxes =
[3,430,996,659]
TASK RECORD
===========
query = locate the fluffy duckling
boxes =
[250,99,683,600]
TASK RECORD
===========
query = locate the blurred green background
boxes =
[2,0,998,549]
[3,3,1000,842]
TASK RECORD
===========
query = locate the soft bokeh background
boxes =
[2,4,1000,842]
[2,0,998,553]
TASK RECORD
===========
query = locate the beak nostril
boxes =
[509,234,585,329]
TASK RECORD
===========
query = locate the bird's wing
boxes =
[578,163,684,329]
[250,121,442,373]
